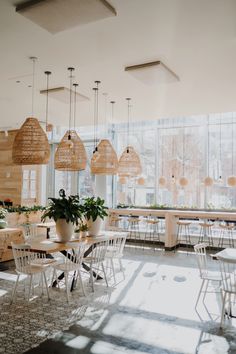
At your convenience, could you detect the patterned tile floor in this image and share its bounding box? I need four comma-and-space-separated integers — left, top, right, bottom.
1, 245, 236, 354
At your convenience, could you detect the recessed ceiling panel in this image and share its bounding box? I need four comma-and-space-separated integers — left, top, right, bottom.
40, 86, 89, 103
15, 0, 117, 34
125, 60, 180, 85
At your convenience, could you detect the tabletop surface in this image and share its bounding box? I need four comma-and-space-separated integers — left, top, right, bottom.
215, 248, 236, 262
15, 231, 127, 254
36, 222, 56, 228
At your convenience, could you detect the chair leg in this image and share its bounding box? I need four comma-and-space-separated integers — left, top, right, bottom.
102, 262, 108, 287
195, 279, 205, 308
111, 258, 116, 283
64, 272, 70, 303
28, 275, 33, 302
220, 291, 227, 328
11, 274, 20, 303
77, 270, 86, 296
90, 263, 94, 292
202, 279, 209, 304
43, 271, 50, 300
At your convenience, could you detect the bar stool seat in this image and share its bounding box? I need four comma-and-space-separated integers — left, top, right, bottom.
198, 222, 214, 246
145, 217, 160, 248
218, 223, 235, 248
175, 220, 192, 251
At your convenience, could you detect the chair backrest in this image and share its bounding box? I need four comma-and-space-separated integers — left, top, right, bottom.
11, 243, 32, 273
194, 243, 208, 278
108, 235, 127, 257
62, 242, 86, 271
219, 257, 236, 294
21, 223, 38, 241
90, 240, 108, 263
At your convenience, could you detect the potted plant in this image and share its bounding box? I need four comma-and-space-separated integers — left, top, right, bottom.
82, 196, 108, 237
75, 222, 89, 239
42, 189, 83, 242
0, 208, 7, 229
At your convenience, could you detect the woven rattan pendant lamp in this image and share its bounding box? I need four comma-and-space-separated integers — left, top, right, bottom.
227, 114, 236, 186
90, 82, 118, 175
204, 116, 213, 187
12, 57, 50, 165
54, 68, 86, 171
118, 98, 142, 177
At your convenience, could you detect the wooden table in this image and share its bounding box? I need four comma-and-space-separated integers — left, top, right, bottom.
215, 248, 236, 262
36, 222, 56, 239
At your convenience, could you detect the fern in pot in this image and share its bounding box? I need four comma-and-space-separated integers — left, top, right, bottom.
42, 189, 83, 242
82, 196, 108, 237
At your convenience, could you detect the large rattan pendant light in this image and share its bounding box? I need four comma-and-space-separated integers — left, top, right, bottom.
227, 114, 236, 186
204, 116, 213, 187
54, 68, 86, 171
90, 81, 118, 175
118, 98, 142, 177
179, 118, 188, 187
12, 57, 50, 165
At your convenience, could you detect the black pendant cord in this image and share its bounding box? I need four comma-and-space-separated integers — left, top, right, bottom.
126, 98, 131, 153
95, 81, 100, 151
93, 87, 98, 153
207, 116, 210, 177
73, 83, 78, 130
172, 123, 175, 180
110, 100, 115, 138
30, 56, 37, 117
68, 67, 75, 140
219, 115, 222, 179
44, 71, 51, 129
182, 118, 185, 176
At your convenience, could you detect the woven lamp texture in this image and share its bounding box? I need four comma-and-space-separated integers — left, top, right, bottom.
179, 176, 188, 187
137, 176, 145, 185
91, 139, 118, 175
12, 117, 50, 165
118, 176, 127, 184
227, 176, 236, 187
204, 176, 213, 187
118, 146, 142, 177
54, 130, 87, 171
159, 176, 166, 187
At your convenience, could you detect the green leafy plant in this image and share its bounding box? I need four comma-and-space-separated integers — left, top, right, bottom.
82, 196, 108, 222
75, 222, 89, 233
42, 189, 83, 225
6, 205, 45, 214
0, 208, 7, 219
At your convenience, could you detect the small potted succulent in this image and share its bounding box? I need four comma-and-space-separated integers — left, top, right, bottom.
42, 189, 83, 242
75, 222, 89, 239
0, 208, 7, 229
82, 196, 108, 237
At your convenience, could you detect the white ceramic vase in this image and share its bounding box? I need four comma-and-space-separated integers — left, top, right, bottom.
87, 217, 103, 237
56, 219, 74, 242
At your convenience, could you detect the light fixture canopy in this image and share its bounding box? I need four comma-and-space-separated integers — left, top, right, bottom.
12, 57, 50, 165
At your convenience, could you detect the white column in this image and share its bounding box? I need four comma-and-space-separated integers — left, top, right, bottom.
95, 175, 107, 231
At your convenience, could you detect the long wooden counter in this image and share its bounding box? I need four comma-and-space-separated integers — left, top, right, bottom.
0, 228, 24, 262
109, 208, 236, 249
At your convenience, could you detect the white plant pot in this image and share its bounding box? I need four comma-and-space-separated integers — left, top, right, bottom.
56, 219, 74, 242
87, 217, 103, 237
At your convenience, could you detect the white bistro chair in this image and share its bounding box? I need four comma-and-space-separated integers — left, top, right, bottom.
11, 243, 53, 302
51, 242, 86, 302
106, 234, 127, 282
194, 243, 222, 308
219, 256, 236, 328
83, 240, 109, 292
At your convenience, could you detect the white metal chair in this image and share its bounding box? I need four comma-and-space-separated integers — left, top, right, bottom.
11, 243, 52, 303
52, 242, 86, 302
194, 243, 222, 308
219, 257, 236, 328
84, 240, 109, 292
106, 234, 127, 282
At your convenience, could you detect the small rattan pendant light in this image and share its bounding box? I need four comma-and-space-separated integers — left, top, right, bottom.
118, 98, 142, 177
90, 82, 118, 175
179, 118, 189, 187
158, 130, 166, 188
12, 57, 50, 165
204, 116, 213, 187
227, 114, 236, 186
54, 68, 87, 171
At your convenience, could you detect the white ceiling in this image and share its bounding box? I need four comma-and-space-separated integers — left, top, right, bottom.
1, 0, 236, 130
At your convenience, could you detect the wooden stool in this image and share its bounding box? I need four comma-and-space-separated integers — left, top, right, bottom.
218, 223, 234, 248
198, 222, 214, 246
127, 217, 141, 243
175, 220, 192, 250
145, 217, 160, 248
